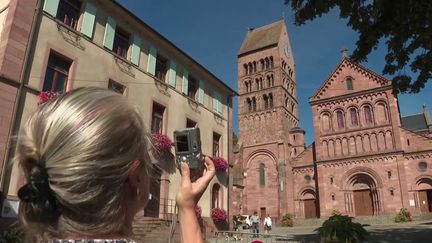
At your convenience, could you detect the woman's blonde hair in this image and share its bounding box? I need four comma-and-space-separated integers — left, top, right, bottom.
14, 87, 152, 239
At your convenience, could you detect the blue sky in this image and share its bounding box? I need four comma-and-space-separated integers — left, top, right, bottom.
118, 0, 431, 145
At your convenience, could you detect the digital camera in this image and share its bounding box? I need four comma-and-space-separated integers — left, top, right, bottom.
173, 127, 203, 170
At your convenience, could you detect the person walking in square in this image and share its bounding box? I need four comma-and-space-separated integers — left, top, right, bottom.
264, 215, 272, 234
250, 211, 260, 238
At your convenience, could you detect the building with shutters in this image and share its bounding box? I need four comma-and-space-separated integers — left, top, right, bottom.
233, 20, 432, 220
0, 0, 236, 226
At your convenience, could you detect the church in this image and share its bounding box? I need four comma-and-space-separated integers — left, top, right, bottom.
232, 20, 432, 220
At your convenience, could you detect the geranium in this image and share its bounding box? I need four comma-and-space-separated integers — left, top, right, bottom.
195, 205, 202, 219
37, 91, 61, 106
213, 156, 228, 171
153, 133, 173, 152
211, 208, 227, 222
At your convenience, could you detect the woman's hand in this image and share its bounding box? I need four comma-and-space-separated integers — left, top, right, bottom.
176, 156, 216, 210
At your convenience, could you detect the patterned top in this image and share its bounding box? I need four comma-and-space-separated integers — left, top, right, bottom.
51, 240, 137, 243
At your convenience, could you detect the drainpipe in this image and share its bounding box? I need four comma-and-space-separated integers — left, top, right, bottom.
1, 0, 42, 194
227, 92, 235, 231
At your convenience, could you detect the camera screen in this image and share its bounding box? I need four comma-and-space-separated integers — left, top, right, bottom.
176, 135, 189, 152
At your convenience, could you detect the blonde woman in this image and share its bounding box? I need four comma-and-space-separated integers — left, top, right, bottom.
15, 87, 215, 243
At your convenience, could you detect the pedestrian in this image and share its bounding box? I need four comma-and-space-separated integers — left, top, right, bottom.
264, 214, 272, 234
15, 87, 215, 243
250, 211, 260, 238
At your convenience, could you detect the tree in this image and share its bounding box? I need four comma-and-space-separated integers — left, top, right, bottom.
232, 132, 238, 146
284, 0, 432, 93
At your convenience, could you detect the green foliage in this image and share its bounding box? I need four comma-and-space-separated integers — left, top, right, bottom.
394, 208, 412, 223
281, 213, 294, 227
331, 209, 341, 216
284, 0, 432, 93
0, 228, 23, 243
232, 132, 239, 146
316, 214, 369, 243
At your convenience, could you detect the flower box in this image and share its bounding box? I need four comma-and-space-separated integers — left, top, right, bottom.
153, 133, 173, 153
211, 208, 227, 222
213, 156, 228, 172
37, 91, 61, 106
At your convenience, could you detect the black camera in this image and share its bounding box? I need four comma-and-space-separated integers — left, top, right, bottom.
173, 127, 204, 170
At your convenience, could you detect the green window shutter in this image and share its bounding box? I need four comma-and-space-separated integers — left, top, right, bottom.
43, 0, 60, 17
198, 80, 205, 104
103, 17, 116, 50
147, 46, 157, 75
182, 69, 189, 95
131, 35, 142, 65
81, 2, 97, 38
168, 61, 177, 87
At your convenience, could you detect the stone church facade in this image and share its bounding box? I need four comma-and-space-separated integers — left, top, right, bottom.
233, 20, 432, 220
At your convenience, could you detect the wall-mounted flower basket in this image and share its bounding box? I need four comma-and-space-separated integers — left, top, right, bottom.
37, 91, 61, 106
213, 156, 228, 172
211, 208, 227, 222
153, 133, 173, 153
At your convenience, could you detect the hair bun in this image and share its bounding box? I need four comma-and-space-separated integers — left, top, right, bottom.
18, 183, 40, 203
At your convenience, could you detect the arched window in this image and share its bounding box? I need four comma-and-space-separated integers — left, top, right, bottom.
336, 110, 345, 129
247, 98, 252, 112
260, 59, 264, 70
263, 95, 268, 109
252, 97, 256, 111
253, 61, 257, 73
269, 93, 273, 108
256, 79, 260, 90
267, 76, 271, 87
269, 56, 274, 68
346, 78, 353, 90
248, 63, 253, 74
321, 113, 331, 131
265, 58, 270, 69
364, 105, 373, 125
271, 75, 274, 86
211, 184, 220, 208
244, 64, 248, 75
245, 82, 249, 93
350, 108, 359, 126
376, 102, 388, 123
259, 163, 265, 187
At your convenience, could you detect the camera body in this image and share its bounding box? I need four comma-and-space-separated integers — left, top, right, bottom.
173, 127, 203, 170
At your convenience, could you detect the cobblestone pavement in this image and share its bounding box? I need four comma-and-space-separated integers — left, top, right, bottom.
206, 220, 432, 243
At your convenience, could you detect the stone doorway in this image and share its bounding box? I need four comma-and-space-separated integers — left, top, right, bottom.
343, 171, 381, 216
418, 190, 432, 213
299, 188, 317, 219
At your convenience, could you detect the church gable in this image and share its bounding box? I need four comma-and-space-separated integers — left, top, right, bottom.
310, 58, 391, 101
292, 144, 315, 167
400, 128, 432, 152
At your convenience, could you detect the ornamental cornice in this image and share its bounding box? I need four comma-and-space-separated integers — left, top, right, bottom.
292, 167, 314, 174
404, 150, 432, 160
315, 91, 388, 110
317, 152, 401, 168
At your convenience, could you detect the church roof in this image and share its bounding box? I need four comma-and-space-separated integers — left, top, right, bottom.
238, 20, 284, 56
401, 114, 428, 132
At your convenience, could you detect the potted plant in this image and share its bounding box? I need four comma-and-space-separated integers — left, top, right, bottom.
213, 156, 228, 172
316, 213, 368, 243
152, 133, 173, 153
280, 213, 294, 227
394, 208, 412, 223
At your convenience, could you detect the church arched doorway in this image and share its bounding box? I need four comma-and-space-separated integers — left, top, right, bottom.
348, 173, 380, 216
300, 188, 317, 218
415, 177, 432, 213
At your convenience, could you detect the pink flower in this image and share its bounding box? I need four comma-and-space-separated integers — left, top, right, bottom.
37, 91, 61, 106
213, 156, 228, 171
195, 205, 202, 219
153, 133, 173, 152
211, 208, 227, 222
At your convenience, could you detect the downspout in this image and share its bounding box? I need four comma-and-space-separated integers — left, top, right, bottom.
1, 0, 42, 193
227, 92, 235, 230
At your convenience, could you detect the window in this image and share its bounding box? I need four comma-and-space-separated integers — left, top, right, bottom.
56, 0, 81, 29
211, 184, 220, 209
108, 79, 126, 95
350, 108, 358, 126
155, 55, 168, 81
259, 163, 265, 187
113, 27, 130, 58
330, 177, 334, 184
252, 97, 256, 112
269, 93, 273, 108
213, 132, 221, 157
151, 103, 165, 134
336, 110, 344, 129
364, 106, 373, 125
263, 95, 268, 109
186, 118, 197, 128
346, 78, 353, 90
387, 171, 392, 179
418, 162, 428, 172
43, 53, 72, 92
188, 75, 199, 100
331, 194, 335, 200
247, 98, 252, 112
